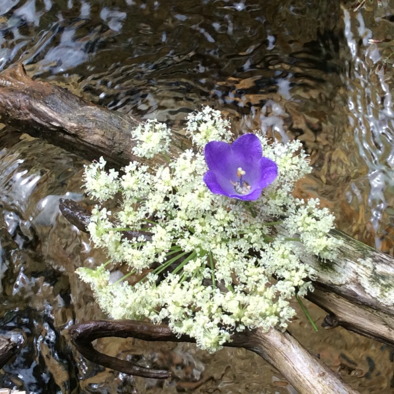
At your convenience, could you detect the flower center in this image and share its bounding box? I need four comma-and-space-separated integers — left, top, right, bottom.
231, 167, 251, 195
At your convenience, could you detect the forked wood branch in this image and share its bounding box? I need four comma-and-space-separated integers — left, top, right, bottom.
0, 336, 20, 369
69, 320, 358, 394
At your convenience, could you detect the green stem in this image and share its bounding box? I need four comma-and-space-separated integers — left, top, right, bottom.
163, 153, 172, 164
110, 227, 153, 232
179, 272, 188, 284
103, 259, 112, 267
172, 251, 197, 275
112, 270, 136, 285
142, 219, 158, 225
285, 237, 301, 242
154, 251, 189, 275
263, 221, 283, 226
296, 295, 318, 332
106, 240, 146, 247
245, 202, 257, 218
209, 252, 216, 288
186, 226, 195, 234
192, 266, 203, 280
166, 247, 183, 257
384, 50, 394, 62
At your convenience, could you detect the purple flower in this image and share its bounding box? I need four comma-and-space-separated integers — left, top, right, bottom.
203, 134, 278, 201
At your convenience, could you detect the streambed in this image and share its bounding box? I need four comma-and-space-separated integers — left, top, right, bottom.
0, 0, 394, 392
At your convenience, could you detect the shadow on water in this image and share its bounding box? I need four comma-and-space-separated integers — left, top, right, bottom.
0, 0, 394, 392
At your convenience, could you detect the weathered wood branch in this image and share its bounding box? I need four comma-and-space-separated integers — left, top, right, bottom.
308, 284, 394, 347
0, 336, 20, 369
69, 320, 358, 394
304, 231, 394, 347
0, 63, 190, 169
306, 230, 394, 317
244, 328, 357, 394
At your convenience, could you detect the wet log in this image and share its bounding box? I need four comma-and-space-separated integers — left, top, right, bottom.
0, 63, 190, 169
306, 230, 394, 318
304, 230, 394, 347
0, 336, 19, 369
69, 320, 358, 394
308, 285, 394, 346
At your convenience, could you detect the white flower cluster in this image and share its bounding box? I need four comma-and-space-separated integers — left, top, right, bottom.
131, 119, 171, 158
78, 107, 341, 352
186, 106, 232, 148
83, 157, 119, 201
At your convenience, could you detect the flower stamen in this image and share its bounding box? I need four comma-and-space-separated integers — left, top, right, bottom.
237, 167, 246, 186
231, 167, 251, 195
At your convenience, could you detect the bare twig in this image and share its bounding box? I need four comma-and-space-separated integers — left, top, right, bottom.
69, 320, 358, 393
0, 336, 20, 369
59, 198, 153, 241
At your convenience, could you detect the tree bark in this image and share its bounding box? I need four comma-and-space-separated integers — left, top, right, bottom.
307, 285, 394, 346
2, 62, 392, 393
304, 230, 394, 347
0, 336, 19, 369
0, 63, 190, 169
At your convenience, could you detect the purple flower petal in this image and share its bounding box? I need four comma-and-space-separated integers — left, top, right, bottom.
203, 133, 278, 200
204, 171, 232, 196
258, 157, 278, 189
232, 134, 262, 164
204, 141, 234, 180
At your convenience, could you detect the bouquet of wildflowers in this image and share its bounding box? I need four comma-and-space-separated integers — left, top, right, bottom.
79, 107, 340, 352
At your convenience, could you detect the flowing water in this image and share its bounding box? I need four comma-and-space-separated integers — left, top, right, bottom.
0, 0, 394, 392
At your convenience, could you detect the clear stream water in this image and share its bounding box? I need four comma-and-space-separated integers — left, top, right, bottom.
0, 0, 394, 392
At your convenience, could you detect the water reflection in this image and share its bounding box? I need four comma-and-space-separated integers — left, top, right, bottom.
1, 0, 394, 392
1, 0, 343, 120
335, 6, 394, 252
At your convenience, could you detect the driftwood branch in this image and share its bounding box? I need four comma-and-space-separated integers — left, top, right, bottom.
69, 321, 176, 379
304, 230, 394, 347
308, 285, 394, 346
307, 230, 394, 317
0, 336, 20, 369
1, 62, 391, 393
69, 320, 358, 394
0, 63, 190, 169
59, 199, 153, 241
